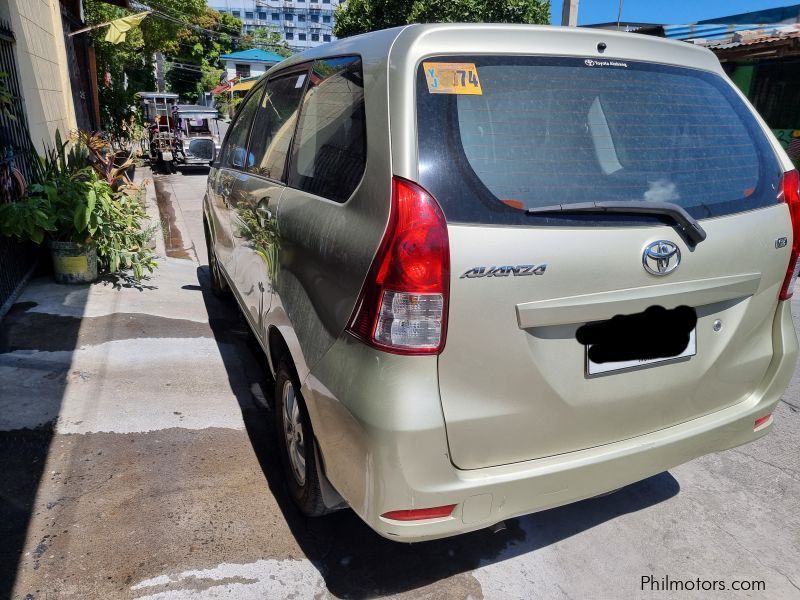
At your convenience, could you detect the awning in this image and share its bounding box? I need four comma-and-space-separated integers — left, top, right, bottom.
177, 111, 219, 120
210, 82, 231, 95
230, 79, 256, 93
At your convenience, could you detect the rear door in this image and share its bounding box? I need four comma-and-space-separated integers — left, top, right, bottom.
228, 67, 309, 337
415, 56, 791, 469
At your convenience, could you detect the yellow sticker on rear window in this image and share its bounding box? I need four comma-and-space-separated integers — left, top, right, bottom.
423, 62, 483, 95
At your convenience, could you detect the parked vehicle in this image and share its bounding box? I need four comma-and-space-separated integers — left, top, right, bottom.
203, 24, 799, 542
173, 105, 222, 169
135, 91, 179, 173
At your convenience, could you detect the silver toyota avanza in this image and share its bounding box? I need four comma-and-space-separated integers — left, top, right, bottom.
203, 24, 799, 541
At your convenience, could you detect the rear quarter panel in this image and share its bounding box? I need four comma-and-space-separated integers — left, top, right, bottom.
268, 31, 400, 379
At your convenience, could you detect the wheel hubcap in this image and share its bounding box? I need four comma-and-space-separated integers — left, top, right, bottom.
282, 380, 306, 486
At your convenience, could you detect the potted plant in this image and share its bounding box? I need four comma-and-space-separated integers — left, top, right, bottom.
0, 130, 157, 283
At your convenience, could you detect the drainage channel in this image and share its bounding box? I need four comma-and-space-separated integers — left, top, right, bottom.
153, 177, 194, 261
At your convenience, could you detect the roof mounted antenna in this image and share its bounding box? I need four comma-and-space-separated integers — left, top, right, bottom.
617, 0, 624, 31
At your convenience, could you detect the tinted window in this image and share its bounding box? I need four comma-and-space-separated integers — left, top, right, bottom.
220, 85, 264, 170
417, 56, 782, 226
246, 71, 307, 180
288, 56, 366, 203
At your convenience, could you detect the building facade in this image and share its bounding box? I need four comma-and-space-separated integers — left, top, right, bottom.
209, 0, 341, 52
220, 48, 286, 81
0, 0, 80, 155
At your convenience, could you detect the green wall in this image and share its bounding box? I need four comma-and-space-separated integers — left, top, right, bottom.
731, 63, 756, 97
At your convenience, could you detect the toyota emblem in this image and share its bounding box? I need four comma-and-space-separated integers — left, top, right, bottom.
643, 240, 680, 276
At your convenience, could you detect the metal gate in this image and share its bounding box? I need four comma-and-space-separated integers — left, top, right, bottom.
0, 18, 40, 319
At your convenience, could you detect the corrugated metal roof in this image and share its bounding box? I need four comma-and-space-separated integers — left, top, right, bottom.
702, 26, 800, 50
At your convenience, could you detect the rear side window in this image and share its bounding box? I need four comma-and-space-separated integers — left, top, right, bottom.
220, 84, 264, 170
246, 70, 308, 180
288, 56, 366, 203
416, 56, 783, 226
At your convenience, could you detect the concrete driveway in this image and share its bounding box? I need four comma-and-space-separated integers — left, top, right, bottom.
1, 167, 799, 599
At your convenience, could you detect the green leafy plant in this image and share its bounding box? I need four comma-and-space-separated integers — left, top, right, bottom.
0, 72, 16, 121
0, 130, 158, 280
92, 184, 158, 279
0, 193, 53, 243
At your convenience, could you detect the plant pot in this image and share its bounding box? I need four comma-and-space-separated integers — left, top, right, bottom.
49, 241, 98, 284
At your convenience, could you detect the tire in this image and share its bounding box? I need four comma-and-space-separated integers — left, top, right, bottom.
274, 359, 327, 517
204, 220, 229, 298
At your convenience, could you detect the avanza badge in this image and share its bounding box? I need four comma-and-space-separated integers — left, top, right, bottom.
460, 264, 547, 278
423, 62, 483, 95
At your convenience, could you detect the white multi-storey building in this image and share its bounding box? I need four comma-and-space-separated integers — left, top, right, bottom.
209, 0, 341, 52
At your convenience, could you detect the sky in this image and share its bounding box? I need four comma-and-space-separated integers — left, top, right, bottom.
550, 0, 799, 25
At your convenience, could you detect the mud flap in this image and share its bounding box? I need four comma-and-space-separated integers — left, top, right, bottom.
314, 441, 347, 511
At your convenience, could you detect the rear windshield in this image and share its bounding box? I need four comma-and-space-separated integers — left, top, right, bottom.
416, 56, 782, 226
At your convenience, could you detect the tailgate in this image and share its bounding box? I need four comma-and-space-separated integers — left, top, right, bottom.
439, 208, 790, 469
411, 52, 793, 469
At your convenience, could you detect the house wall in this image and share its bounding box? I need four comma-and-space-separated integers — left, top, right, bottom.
0, 0, 77, 152
224, 60, 271, 81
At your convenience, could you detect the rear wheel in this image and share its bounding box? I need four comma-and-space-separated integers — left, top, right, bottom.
274, 359, 327, 517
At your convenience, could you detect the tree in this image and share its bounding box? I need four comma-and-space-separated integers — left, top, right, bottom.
239, 27, 293, 57
164, 8, 242, 102
333, 0, 550, 38
165, 13, 291, 103
84, 0, 207, 132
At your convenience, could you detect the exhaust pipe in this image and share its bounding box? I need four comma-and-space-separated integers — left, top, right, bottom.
490, 521, 507, 534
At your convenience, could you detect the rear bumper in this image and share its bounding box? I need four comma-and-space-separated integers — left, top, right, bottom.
303, 301, 797, 542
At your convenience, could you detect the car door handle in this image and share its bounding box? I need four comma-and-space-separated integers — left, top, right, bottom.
256, 198, 272, 227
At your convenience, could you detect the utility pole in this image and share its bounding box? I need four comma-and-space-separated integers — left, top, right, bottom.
561, 0, 579, 27
155, 52, 165, 93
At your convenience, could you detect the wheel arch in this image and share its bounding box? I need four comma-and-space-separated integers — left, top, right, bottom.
269, 323, 346, 511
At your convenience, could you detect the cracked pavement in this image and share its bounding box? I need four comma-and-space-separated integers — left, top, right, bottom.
1, 167, 799, 599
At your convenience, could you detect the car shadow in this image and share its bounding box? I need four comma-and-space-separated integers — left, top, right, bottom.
195, 265, 680, 598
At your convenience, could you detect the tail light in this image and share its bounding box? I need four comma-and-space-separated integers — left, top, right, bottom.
779, 169, 800, 300
381, 505, 456, 521
347, 177, 449, 354
754, 414, 772, 430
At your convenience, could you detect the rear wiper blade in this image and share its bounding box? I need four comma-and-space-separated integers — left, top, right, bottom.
525, 201, 707, 246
